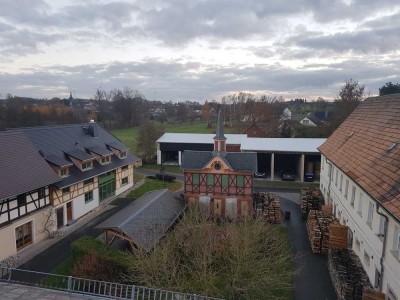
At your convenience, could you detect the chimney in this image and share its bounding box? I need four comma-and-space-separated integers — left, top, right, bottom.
88, 120, 98, 137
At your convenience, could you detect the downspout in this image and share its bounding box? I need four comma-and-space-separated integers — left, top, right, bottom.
375, 203, 389, 291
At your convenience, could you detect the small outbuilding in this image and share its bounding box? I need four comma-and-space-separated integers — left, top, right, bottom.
95, 189, 186, 252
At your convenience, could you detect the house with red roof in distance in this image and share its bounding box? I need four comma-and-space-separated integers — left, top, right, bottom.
319, 94, 400, 299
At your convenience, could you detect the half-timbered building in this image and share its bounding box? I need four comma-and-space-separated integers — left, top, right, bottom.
0, 132, 60, 261
9, 121, 141, 230
181, 111, 257, 218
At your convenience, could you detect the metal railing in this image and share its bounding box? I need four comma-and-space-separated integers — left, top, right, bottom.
0, 266, 223, 300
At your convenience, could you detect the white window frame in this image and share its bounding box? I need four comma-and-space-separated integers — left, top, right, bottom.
344, 179, 349, 198
367, 202, 374, 228
350, 186, 356, 207
357, 192, 363, 217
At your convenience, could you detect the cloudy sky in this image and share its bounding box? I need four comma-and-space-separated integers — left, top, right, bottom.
0, 0, 399, 102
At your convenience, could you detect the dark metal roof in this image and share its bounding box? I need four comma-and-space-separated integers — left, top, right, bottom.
107, 141, 128, 151
213, 109, 226, 140
0, 132, 61, 201
8, 123, 141, 189
95, 189, 186, 252
181, 150, 257, 172
86, 145, 113, 156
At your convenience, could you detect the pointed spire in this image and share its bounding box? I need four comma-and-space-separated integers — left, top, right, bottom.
214, 109, 226, 140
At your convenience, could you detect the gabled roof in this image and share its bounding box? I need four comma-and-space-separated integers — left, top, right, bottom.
319, 94, 400, 220
0, 132, 60, 201
86, 145, 114, 156
8, 123, 141, 188
157, 133, 247, 145
181, 150, 257, 172
95, 189, 186, 252
241, 137, 325, 153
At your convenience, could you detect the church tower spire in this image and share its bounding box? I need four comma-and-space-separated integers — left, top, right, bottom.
213, 109, 226, 152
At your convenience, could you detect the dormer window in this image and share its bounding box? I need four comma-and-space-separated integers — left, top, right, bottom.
82, 161, 93, 171
101, 155, 111, 165
60, 167, 69, 177
119, 151, 127, 159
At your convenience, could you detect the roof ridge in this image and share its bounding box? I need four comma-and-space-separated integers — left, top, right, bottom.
6, 123, 90, 131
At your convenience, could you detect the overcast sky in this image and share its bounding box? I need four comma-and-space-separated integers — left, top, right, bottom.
0, 0, 399, 102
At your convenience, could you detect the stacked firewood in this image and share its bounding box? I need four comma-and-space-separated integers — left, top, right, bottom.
306, 210, 339, 254
254, 192, 281, 224
328, 249, 372, 300
300, 188, 323, 219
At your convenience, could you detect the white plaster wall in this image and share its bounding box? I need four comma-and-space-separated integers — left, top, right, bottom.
116, 181, 133, 195
320, 155, 400, 298
72, 188, 100, 220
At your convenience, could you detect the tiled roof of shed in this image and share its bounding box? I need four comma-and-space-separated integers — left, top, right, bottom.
95, 189, 186, 252
0, 132, 60, 201
319, 94, 400, 220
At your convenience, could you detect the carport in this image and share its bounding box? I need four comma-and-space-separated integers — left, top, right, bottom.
241, 137, 326, 182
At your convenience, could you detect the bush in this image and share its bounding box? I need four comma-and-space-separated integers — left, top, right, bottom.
71, 236, 129, 282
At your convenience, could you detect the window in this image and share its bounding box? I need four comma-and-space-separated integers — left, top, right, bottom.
60, 167, 69, 177
357, 192, 363, 217
206, 174, 214, 186
393, 226, 400, 252
344, 179, 349, 198
15, 221, 33, 250
122, 177, 128, 186
236, 176, 244, 187
367, 202, 374, 227
121, 165, 128, 171
221, 175, 229, 188
335, 169, 338, 186
84, 178, 94, 185
378, 216, 387, 237
62, 187, 70, 195
101, 156, 111, 164
120, 150, 127, 158
364, 250, 370, 267
355, 238, 361, 251
38, 187, 45, 199
17, 194, 26, 206
84, 191, 93, 203
192, 174, 200, 185
82, 161, 93, 170
331, 166, 334, 182
350, 186, 356, 207
339, 174, 343, 191
374, 269, 381, 289
321, 159, 324, 170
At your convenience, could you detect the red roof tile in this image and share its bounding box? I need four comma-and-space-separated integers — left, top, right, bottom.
319, 94, 400, 220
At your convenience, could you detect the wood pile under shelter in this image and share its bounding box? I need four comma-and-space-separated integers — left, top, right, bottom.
328, 249, 372, 300
254, 192, 281, 224
306, 210, 339, 254
300, 188, 323, 219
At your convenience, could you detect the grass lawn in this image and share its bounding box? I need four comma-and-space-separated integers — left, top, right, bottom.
140, 163, 182, 174
127, 179, 182, 199
43, 256, 73, 288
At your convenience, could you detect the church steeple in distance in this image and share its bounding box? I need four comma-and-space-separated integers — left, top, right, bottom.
213, 109, 227, 152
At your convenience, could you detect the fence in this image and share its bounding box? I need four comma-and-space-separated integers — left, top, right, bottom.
0, 266, 223, 300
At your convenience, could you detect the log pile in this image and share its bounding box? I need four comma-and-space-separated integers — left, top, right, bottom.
328, 249, 372, 300
254, 192, 281, 224
300, 188, 322, 219
306, 210, 339, 254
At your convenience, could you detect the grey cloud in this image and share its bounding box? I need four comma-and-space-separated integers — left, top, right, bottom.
1, 58, 398, 100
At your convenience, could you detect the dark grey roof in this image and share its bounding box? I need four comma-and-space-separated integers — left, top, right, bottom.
0, 132, 61, 201
86, 145, 113, 156
181, 150, 257, 172
65, 149, 95, 161
213, 109, 226, 140
8, 123, 141, 189
95, 189, 186, 252
107, 141, 128, 151
45, 154, 73, 167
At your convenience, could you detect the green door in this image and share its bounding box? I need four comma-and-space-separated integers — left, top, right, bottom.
98, 171, 116, 203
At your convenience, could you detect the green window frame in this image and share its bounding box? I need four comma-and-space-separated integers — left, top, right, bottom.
236, 175, 244, 187
192, 174, 200, 185
122, 177, 129, 186
82, 161, 93, 170
222, 175, 229, 187
207, 174, 214, 186
62, 187, 70, 195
